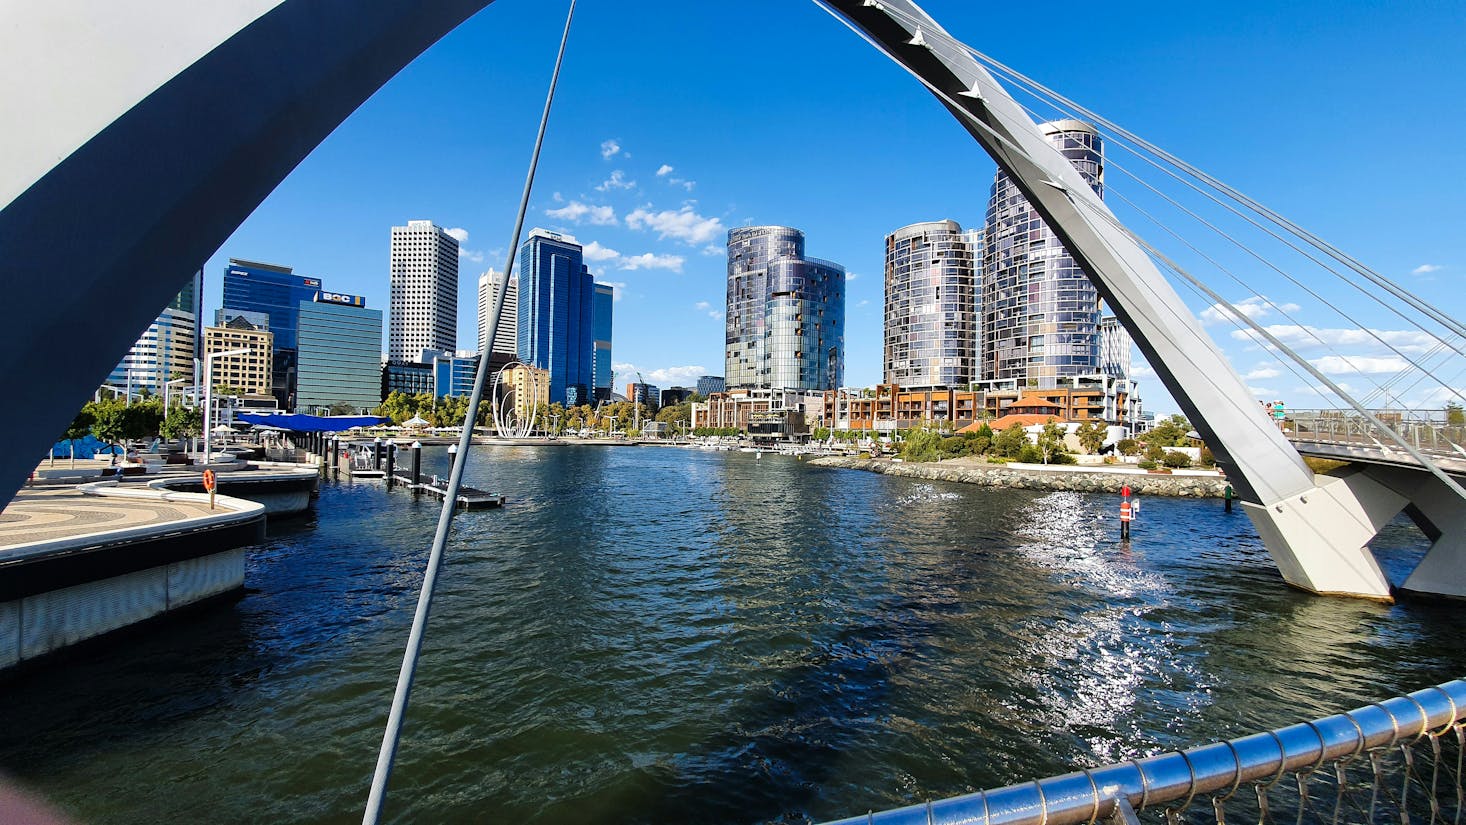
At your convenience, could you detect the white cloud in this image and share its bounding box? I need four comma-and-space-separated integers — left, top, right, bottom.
544, 200, 617, 226
1131, 363, 1157, 379
582, 240, 620, 261
625, 205, 726, 245
1243, 365, 1281, 380
595, 170, 635, 192
1312, 355, 1410, 375
615, 363, 708, 386
618, 252, 685, 272
1199, 295, 1301, 326
857, 299, 870, 308
444, 228, 484, 263
656, 164, 674, 177
600, 139, 621, 160
845, 272, 860, 281
551, 191, 564, 203
1413, 264, 1443, 275
701, 245, 724, 257
694, 301, 711, 311
1230, 325, 1441, 356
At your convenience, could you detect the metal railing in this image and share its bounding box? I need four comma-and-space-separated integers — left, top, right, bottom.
824, 679, 1466, 824
1286, 409, 1466, 460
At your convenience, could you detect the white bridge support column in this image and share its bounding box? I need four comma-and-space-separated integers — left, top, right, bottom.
1351, 465, 1466, 598
826, 0, 1396, 597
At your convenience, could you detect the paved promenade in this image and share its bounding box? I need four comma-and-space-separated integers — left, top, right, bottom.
807, 456, 1228, 497
0, 487, 219, 549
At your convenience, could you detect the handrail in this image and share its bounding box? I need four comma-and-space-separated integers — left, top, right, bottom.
822, 679, 1466, 824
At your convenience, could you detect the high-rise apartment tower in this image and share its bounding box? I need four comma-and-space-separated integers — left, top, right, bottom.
982, 119, 1104, 387
883, 220, 981, 389
477, 268, 517, 359
725, 226, 844, 392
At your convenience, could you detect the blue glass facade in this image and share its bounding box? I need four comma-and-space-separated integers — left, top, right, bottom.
222, 259, 321, 409
593, 282, 613, 401
518, 230, 595, 405
295, 297, 383, 414
433, 352, 478, 399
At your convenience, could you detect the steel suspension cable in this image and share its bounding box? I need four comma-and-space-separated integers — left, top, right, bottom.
890, 11, 1466, 348
821, 0, 1466, 494
361, 1, 578, 821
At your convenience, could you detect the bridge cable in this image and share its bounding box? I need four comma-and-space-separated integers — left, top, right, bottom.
809, 0, 1317, 487
868, 3, 1466, 348
988, 77, 1466, 416
817, 0, 1466, 502
361, 1, 578, 822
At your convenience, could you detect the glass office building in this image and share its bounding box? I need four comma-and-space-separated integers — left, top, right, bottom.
518, 228, 595, 406
982, 119, 1104, 387
432, 351, 479, 399
883, 220, 981, 389
592, 281, 614, 402
725, 226, 844, 392
295, 293, 383, 414
222, 258, 321, 409
107, 271, 202, 396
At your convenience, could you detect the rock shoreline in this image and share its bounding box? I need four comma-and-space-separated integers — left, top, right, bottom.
806, 456, 1226, 498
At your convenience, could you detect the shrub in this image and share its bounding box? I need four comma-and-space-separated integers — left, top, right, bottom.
1116, 438, 1139, 456
1162, 450, 1192, 468
939, 435, 968, 458
1144, 442, 1167, 462
1016, 444, 1043, 463
1137, 459, 1158, 470
900, 428, 942, 462
1198, 445, 1215, 467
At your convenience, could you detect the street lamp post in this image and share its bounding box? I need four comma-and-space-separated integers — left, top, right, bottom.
203, 348, 249, 465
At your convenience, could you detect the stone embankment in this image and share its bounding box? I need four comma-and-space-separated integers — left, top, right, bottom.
806, 457, 1226, 498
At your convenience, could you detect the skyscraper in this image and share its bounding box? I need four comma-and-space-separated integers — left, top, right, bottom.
107, 270, 203, 397
725, 226, 844, 391
1100, 315, 1133, 378
982, 119, 1104, 387
222, 258, 320, 409
593, 282, 614, 402
477, 268, 517, 359
389, 220, 458, 364
518, 228, 595, 406
883, 220, 981, 389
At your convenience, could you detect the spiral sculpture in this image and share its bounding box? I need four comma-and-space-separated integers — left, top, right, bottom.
490, 362, 540, 439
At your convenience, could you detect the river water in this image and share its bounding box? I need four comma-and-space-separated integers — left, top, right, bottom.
1, 446, 1460, 823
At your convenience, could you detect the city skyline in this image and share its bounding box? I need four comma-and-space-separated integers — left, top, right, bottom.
190, 1, 1464, 414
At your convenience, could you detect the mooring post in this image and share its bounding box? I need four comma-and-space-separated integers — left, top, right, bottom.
385, 439, 396, 487
411, 441, 422, 487
373, 437, 382, 471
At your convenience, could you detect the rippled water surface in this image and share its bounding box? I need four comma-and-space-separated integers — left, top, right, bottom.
2, 446, 1461, 823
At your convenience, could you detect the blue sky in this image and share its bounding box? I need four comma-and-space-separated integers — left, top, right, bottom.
201, 0, 1465, 414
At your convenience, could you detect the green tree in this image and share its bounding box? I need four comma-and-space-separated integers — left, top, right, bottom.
1162, 450, 1193, 468
1076, 420, 1106, 454
1144, 441, 1167, 463
1116, 437, 1140, 456
90, 399, 129, 454
1447, 402, 1465, 428
992, 422, 1029, 458
900, 428, 941, 462
1145, 414, 1192, 447
1037, 419, 1068, 464
375, 391, 420, 425
1198, 445, 1216, 467
939, 435, 968, 458
160, 405, 202, 444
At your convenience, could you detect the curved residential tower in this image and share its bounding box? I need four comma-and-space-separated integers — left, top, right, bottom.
725, 226, 844, 391
883, 220, 980, 389
982, 119, 1104, 386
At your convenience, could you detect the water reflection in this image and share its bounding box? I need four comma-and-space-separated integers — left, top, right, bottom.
0, 450, 1454, 825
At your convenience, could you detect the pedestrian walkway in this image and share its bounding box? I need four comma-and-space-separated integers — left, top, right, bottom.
0, 488, 217, 550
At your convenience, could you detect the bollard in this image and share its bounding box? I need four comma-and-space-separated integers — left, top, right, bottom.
411, 441, 422, 487
1224, 482, 1235, 513
373, 437, 382, 470
385, 440, 396, 487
